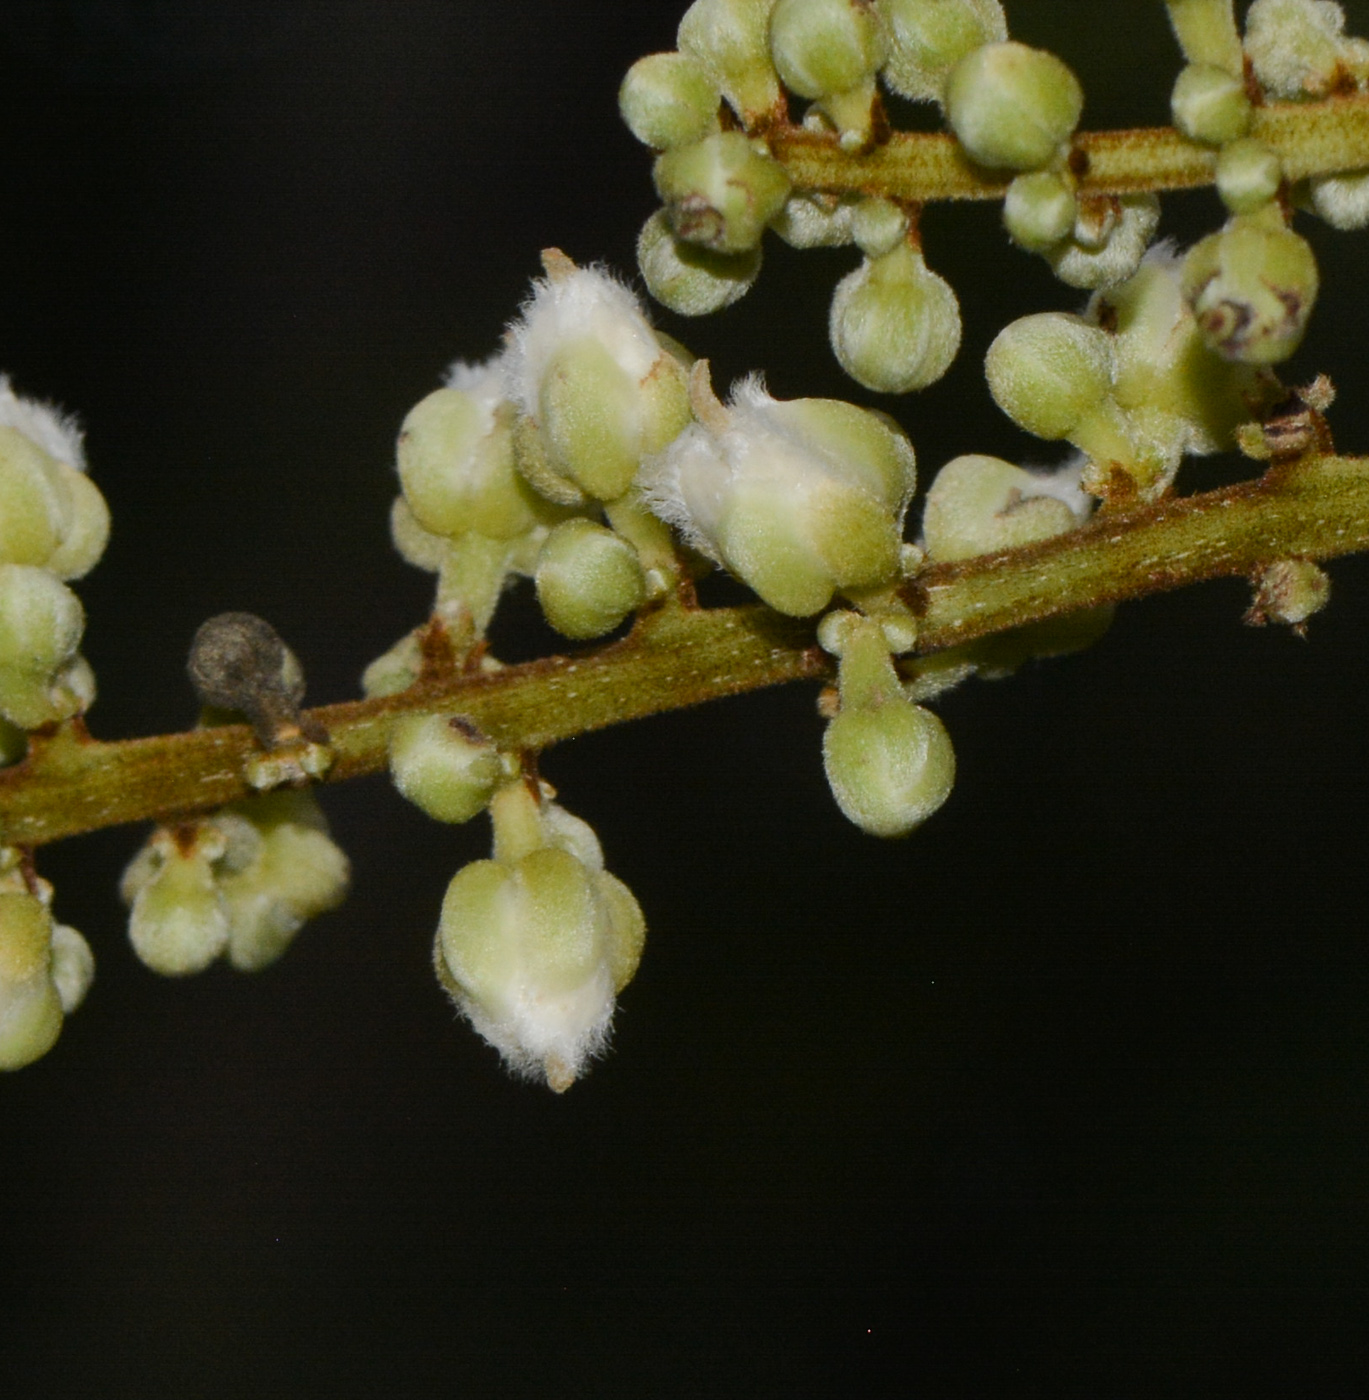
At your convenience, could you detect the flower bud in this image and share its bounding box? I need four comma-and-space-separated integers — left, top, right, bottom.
1216, 138, 1283, 214
767, 0, 885, 100
123, 828, 232, 977
643, 369, 916, 615
50, 922, 95, 1015
875, 0, 1006, 103
677, 0, 785, 128
0, 892, 65, 1069
619, 51, 721, 150
768, 192, 857, 248
42, 464, 110, 582
1170, 63, 1252, 144
1247, 558, 1330, 626
0, 428, 72, 569
1002, 170, 1078, 252
1181, 207, 1320, 363
534, 518, 647, 640
637, 209, 763, 316
389, 714, 506, 823
654, 132, 792, 254
985, 313, 1116, 440
850, 198, 908, 258
1165, 0, 1244, 74
944, 41, 1083, 171
1045, 193, 1160, 291
506, 255, 693, 505
1307, 168, 1369, 229
1244, 0, 1369, 100
921, 454, 1084, 562
828, 242, 962, 392
397, 364, 546, 541
0, 564, 89, 730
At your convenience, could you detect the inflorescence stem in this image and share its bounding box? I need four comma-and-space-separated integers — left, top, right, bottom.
5, 451, 1369, 850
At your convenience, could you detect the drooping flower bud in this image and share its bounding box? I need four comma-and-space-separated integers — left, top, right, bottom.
122, 824, 232, 976
677, 0, 785, 129
1307, 168, 1369, 229
637, 208, 763, 315
435, 782, 645, 1091
534, 518, 647, 640
921, 454, 1087, 562
643, 367, 916, 615
828, 241, 962, 392
1216, 138, 1284, 214
944, 41, 1083, 171
1181, 206, 1320, 363
505, 253, 693, 506
1244, 0, 1369, 100
819, 613, 955, 837
0, 563, 93, 730
875, 0, 1006, 103
389, 714, 507, 824
619, 51, 722, 150
654, 132, 793, 254
1170, 63, 1252, 144
1002, 170, 1078, 253
1045, 194, 1161, 291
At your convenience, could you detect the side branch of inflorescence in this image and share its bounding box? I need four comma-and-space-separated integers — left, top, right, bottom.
5, 452, 1369, 849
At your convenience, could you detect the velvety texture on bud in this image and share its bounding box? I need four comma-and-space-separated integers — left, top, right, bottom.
828, 242, 962, 393
1245, 0, 1369, 99
0, 564, 91, 730
643, 370, 916, 616
389, 714, 505, 824
1002, 171, 1078, 253
1308, 168, 1369, 228
768, 192, 857, 249
875, 0, 1006, 103
1216, 139, 1283, 214
1247, 558, 1331, 626
534, 519, 647, 639
985, 314, 1116, 441
620, 51, 721, 150
768, 0, 885, 100
1170, 63, 1252, 144
1045, 194, 1161, 291
0, 892, 65, 1070
637, 208, 762, 315
921, 454, 1085, 562
1181, 207, 1320, 363
123, 829, 232, 977
677, 0, 785, 128
1165, 0, 1244, 74
654, 132, 792, 254
944, 42, 1083, 171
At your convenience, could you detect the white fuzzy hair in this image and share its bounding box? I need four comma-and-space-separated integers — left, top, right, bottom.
0, 376, 86, 471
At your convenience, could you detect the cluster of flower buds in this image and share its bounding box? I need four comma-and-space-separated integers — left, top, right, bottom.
120, 791, 350, 976
434, 778, 645, 1092
0, 379, 108, 748
986, 247, 1281, 501
0, 849, 94, 1070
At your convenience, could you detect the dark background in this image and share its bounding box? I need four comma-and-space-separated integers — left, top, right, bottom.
4, 2, 1369, 1395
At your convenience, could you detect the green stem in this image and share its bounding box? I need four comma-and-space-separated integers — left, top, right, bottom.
5, 453, 1369, 850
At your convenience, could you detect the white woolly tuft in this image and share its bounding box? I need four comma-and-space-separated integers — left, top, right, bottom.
1019, 453, 1094, 521
503, 264, 665, 418
442, 352, 509, 414
0, 376, 86, 471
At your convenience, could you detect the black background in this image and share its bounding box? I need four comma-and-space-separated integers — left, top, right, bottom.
4, 2, 1369, 1395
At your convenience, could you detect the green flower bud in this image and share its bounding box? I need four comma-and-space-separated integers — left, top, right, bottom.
1245, 0, 1369, 100
921, 454, 1084, 562
0, 892, 65, 1070
850, 198, 908, 258
124, 829, 231, 976
767, 0, 885, 100
508, 255, 693, 505
0, 428, 72, 569
829, 241, 962, 393
389, 714, 505, 823
0, 565, 90, 729
435, 785, 645, 1091
768, 192, 857, 248
1307, 168, 1369, 229
397, 368, 545, 542
1002, 170, 1078, 253
389, 495, 452, 572
534, 518, 647, 640
361, 628, 425, 699
638, 209, 763, 316
1045, 193, 1161, 291
654, 131, 792, 254
1216, 138, 1284, 215
1247, 557, 1330, 626
644, 369, 915, 615
49, 922, 94, 1015
1165, 0, 1244, 75
619, 52, 721, 150
1181, 207, 1320, 363
875, 0, 1006, 103
1170, 63, 1252, 145
43, 464, 110, 582
984, 313, 1116, 440
677, 0, 785, 128
944, 41, 1083, 172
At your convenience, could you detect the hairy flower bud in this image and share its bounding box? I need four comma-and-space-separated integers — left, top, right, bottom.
1307, 168, 1369, 229
619, 51, 722, 150
0, 892, 65, 1070
534, 518, 647, 639
1247, 557, 1331, 626
1245, 0, 1369, 100
677, 0, 785, 128
828, 242, 962, 393
768, 0, 885, 100
1216, 138, 1283, 214
654, 132, 792, 254
1002, 170, 1078, 253
944, 42, 1083, 171
637, 208, 762, 315
875, 0, 1006, 103
644, 368, 916, 615
1045, 194, 1161, 291
389, 714, 506, 824
1170, 63, 1252, 144
985, 313, 1116, 441
123, 828, 232, 977
0, 564, 91, 730
1181, 207, 1320, 363
1165, 0, 1244, 74
921, 454, 1085, 562
769, 192, 858, 248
